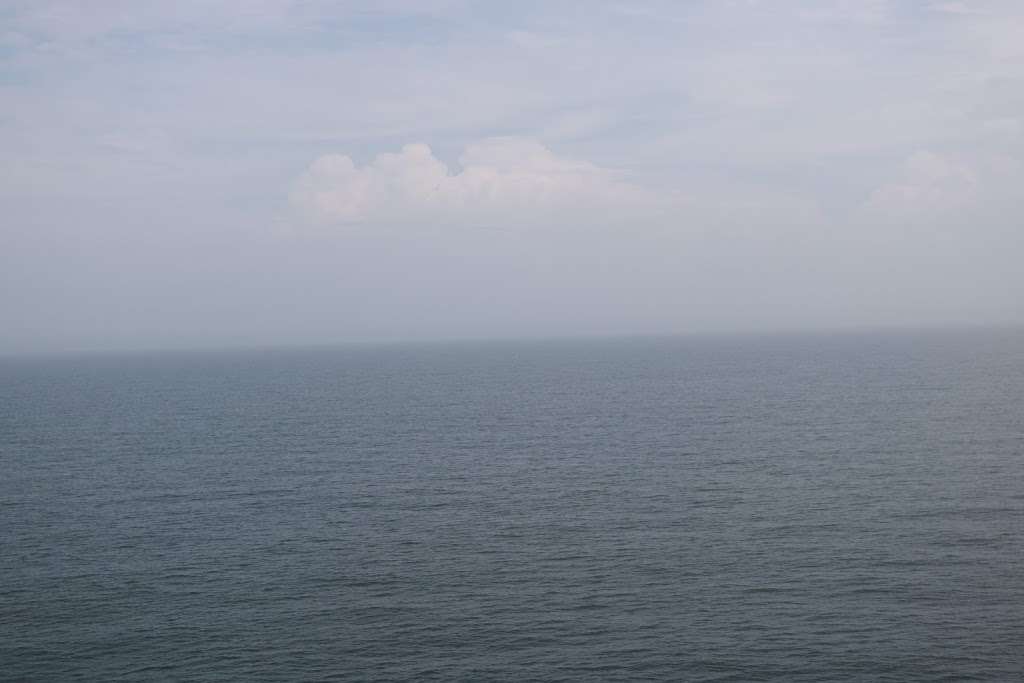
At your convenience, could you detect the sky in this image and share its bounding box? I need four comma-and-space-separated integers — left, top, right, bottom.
2, 0, 1023, 353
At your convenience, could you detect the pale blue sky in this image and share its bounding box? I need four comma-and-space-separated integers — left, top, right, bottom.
2, 1, 1022, 352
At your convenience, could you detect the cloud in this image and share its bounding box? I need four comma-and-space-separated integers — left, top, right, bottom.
289, 138, 664, 229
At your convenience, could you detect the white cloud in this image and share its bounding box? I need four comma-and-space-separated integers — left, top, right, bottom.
290, 138, 664, 229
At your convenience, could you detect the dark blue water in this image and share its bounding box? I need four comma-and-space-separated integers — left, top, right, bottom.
3, 329, 1024, 681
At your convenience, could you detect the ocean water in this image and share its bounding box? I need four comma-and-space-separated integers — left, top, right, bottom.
2, 328, 1023, 681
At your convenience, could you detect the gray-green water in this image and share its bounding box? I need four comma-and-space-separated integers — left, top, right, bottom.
3, 329, 1023, 680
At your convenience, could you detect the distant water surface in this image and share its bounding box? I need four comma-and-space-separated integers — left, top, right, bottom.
2, 329, 1023, 681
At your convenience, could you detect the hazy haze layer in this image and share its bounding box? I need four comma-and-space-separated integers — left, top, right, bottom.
2, 1, 1023, 352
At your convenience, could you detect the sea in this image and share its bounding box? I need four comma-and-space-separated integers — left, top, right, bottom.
2, 328, 1023, 681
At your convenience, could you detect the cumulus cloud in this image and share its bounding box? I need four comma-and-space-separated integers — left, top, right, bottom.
289, 138, 664, 229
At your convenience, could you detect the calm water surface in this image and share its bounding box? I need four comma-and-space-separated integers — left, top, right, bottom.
2, 329, 1023, 680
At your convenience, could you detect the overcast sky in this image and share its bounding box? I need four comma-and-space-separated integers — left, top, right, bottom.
2, 0, 1022, 352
